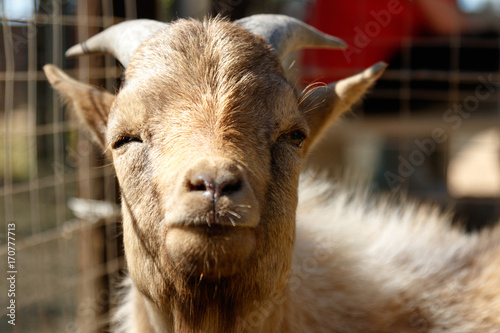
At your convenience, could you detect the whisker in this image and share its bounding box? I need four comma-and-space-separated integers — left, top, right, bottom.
234, 204, 251, 208
206, 211, 212, 227
227, 211, 241, 219
303, 99, 327, 115
298, 81, 328, 107
233, 204, 251, 212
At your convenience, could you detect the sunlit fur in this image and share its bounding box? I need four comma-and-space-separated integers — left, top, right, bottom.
44, 17, 500, 333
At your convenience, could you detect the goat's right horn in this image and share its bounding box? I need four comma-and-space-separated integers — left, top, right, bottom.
236, 14, 346, 60
65, 19, 168, 68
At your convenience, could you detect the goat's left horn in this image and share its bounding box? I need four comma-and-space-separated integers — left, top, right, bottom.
65, 19, 168, 68
236, 14, 346, 59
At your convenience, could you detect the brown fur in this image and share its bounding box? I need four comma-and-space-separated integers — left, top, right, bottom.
44, 17, 500, 332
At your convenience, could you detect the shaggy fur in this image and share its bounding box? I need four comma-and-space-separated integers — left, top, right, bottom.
44, 16, 500, 332
294, 176, 500, 332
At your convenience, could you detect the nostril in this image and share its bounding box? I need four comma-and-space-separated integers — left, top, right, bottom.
185, 162, 245, 200
187, 173, 243, 199
188, 175, 212, 193
190, 182, 208, 192
220, 178, 242, 196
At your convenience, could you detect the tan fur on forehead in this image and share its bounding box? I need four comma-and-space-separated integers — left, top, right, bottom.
125, 17, 291, 114
127, 17, 285, 85
110, 17, 301, 149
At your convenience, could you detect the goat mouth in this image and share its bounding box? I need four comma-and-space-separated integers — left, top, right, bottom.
185, 223, 240, 234
165, 225, 256, 278
169, 219, 257, 229
165, 205, 260, 229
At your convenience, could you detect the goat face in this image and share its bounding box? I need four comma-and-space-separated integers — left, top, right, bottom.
111, 20, 303, 296
44, 15, 385, 309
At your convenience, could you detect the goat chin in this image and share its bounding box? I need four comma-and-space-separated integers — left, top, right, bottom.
165, 226, 256, 279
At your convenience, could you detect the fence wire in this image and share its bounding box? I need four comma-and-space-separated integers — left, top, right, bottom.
0, 1, 139, 332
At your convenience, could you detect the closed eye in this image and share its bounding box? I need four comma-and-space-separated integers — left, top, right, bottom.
280, 129, 307, 148
112, 136, 143, 149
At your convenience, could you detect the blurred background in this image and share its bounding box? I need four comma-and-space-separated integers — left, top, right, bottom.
0, 0, 499, 332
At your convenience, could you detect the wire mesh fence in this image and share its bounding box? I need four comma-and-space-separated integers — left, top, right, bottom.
0, 1, 141, 331
0, 1, 499, 332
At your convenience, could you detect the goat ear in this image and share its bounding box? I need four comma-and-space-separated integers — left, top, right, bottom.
43, 64, 114, 148
301, 62, 387, 154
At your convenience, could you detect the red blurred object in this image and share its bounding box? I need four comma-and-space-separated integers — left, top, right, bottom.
302, 0, 453, 82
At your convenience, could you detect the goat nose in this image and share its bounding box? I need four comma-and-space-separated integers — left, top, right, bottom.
187, 168, 243, 200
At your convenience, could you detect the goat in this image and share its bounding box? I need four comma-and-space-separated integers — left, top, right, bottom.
44, 15, 500, 332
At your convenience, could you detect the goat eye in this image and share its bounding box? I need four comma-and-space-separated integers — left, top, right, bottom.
285, 130, 306, 148
112, 136, 142, 149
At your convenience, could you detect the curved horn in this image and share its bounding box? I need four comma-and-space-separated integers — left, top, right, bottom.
236, 14, 346, 59
65, 19, 168, 67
